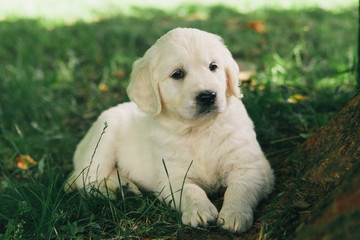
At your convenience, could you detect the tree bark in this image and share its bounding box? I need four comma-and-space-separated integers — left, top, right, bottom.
288, 91, 360, 239
291, 91, 360, 189
294, 161, 360, 239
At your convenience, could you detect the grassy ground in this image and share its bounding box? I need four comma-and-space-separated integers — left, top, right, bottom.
0, 2, 358, 239
1, 0, 356, 22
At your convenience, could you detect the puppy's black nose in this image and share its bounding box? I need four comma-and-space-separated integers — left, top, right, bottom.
196, 91, 217, 106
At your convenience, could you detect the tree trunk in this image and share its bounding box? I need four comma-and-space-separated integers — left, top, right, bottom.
284, 91, 360, 239
292, 91, 360, 189
294, 161, 360, 239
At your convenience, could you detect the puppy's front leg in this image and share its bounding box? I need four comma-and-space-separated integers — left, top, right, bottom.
218, 165, 274, 232
160, 182, 218, 227
180, 183, 219, 227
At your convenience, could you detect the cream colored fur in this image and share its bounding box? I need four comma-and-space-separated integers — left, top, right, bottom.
65, 28, 274, 233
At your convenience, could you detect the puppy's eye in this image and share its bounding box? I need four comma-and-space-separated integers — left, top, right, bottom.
171, 69, 185, 80
209, 63, 218, 72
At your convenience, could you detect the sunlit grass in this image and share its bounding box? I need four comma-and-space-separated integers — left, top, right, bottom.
0, 0, 357, 24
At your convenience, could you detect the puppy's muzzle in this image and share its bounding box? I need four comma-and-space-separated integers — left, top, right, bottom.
196, 91, 217, 107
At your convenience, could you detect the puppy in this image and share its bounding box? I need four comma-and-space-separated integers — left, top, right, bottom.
65, 28, 274, 233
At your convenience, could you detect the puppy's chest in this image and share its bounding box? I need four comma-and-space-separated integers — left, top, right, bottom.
150, 126, 232, 188
162, 132, 226, 189
159, 140, 223, 190
188, 140, 225, 189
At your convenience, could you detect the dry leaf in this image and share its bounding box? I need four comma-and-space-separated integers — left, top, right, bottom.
287, 98, 297, 104
17, 155, 37, 170
287, 94, 309, 103
247, 20, 266, 33
293, 94, 309, 100
258, 83, 266, 90
98, 83, 109, 93
112, 69, 126, 79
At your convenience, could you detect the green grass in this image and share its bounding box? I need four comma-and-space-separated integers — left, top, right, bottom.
0, 161, 180, 239
0, 2, 358, 239
0, 0, 356, 24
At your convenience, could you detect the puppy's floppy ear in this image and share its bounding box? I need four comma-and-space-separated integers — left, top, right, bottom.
127, 57, 161, 115
223, 48, 243, 99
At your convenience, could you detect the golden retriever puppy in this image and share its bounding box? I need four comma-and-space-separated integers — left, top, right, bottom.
65, 28, 274, 233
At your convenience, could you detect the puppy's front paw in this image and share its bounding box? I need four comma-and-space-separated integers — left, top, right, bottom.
182, 199, 218, 227
218, 207, 253, 233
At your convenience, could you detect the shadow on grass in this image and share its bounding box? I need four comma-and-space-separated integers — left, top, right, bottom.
0, 4, 357, 239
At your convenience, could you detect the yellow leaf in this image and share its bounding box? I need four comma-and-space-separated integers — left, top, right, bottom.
98, 83, 109, 92
258, 83, 266, 90
112, 69, 126, 79
293, 94, 308, 100
17, 155, 37, 170
287, 94, 308, 103
287, 98, 298, 104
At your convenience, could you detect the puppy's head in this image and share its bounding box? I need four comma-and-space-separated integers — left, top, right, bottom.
127, 28, 241, 119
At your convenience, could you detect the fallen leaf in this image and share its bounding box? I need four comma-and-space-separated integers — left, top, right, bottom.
258, 83, 266, 90
293, 94, 309, 100
112, 69, 126, 79
287, 94, 309, 103
17, 155, 37, 170
246, 20, 266, 33
98, 83, 109, 93
287, 98, 298, 104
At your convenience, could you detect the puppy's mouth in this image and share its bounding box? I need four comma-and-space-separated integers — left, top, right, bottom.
196, 105, 219, 117
194, 90, 219, 118
177, 91, 224, 120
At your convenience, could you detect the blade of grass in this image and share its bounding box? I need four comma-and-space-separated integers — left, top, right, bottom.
116, 170, 127, 213
84, 121, 108, 187
178, 160, 193, 226
162, 159, 193, 226
161, 159, 179, 222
